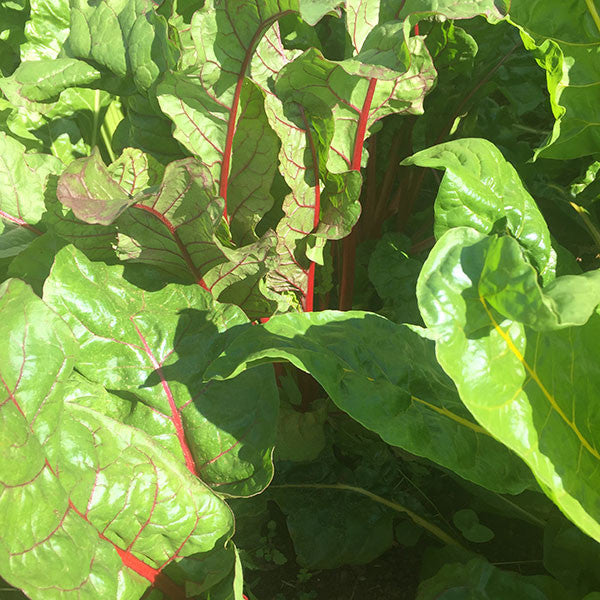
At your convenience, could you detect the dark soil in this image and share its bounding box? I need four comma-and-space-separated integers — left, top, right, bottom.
245, 543, 422, 600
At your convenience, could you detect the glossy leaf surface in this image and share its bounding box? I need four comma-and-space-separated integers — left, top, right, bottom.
417, 227, 600, 542
0, 278, 236, 598
43, 245, 278, 496
403, 138, 556, 282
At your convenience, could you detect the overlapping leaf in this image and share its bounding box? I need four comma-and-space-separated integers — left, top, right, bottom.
417, 226, 600, 542
21, 0, 70, 61
417, 557, 572, 600
0, 278, 237, 599
53, 150, 281, 318
64, 0, 174, 94
508, 0, 600, 159
43, 245, 279, 496
157, 0, 299, 225
206, 310, 533, 494
273, 487, 394, 569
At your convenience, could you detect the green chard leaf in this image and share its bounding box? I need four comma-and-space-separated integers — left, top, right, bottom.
273, 486, 394, 569
403, 138, 556, 283
0, 278, 237, 598
417, 556, 573, 600
43, 245, 279, 496
53, 149, 280, 319
0, 133, 62, 258
21, 0, 70, 61
64, 0, 174, 94
206, 310, 533, 494
156, 0, 299, 234
417, 226, 600, 543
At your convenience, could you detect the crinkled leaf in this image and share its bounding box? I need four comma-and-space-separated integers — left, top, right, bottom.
0, 132, 62, 224
206, 310, 533, 494
64, 0, 173, 94
21, 0, 70, 60
403, 138, 556, 282
43, 245, 278, 496
275, 41, 435, 173
0, 133, 62, 258
0, 279, 238, 598
157, 0, 298, 222
0, 59, 100, 105
417, 226, 600, 542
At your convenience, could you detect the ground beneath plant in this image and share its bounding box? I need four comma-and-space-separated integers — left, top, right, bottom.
245, 543, 421, 600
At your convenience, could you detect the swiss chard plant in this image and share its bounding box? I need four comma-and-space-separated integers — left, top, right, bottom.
3, 1, 600, 599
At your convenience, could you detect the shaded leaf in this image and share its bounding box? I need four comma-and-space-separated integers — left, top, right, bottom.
273, 486, 393, 568
417, 557, 572, 600
206, 310, 533, 494
508, 0, 600, 159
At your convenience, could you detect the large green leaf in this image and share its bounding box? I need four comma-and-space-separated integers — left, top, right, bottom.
417, 226, 600, 543
157, 0, 299, 226
43, 245, 278, 496
0, 278, 236, 598
403, 138, 556, 282
0, 58, 100, 105
206, 310, 533, 494
508, 0, 600, 159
